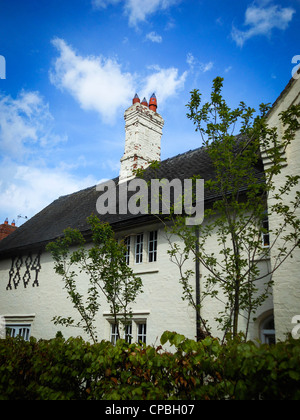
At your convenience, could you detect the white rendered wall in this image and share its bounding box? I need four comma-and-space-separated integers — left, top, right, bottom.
0, 217, 273, 345
264, 77, 300, 342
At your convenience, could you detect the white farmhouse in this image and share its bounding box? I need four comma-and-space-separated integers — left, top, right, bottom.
0, 78, 299, 345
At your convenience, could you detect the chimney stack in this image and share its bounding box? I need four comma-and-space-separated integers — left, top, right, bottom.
0, 218, 17, 241
119, 93, 164, 182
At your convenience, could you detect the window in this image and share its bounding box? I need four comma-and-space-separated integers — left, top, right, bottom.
6, 325, 31, 341
135, 234, 143, 264
262, 219, 270, 248
105, 314, 149, 345
125, 323, 132, 344
110, 322, 133, 344
124, 231, 158, 264
148, 231, 158, 262
261, 316, 276, 344
137, 323, 147, 344
110, 323, 119, 345
124, 236, 131, 265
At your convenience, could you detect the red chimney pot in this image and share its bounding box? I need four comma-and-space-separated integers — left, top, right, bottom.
149, 93, 157, 112
141, 97, 148, 107
132, 93, 140, 105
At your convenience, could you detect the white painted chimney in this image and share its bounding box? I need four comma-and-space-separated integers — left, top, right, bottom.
119, 93, 164, 182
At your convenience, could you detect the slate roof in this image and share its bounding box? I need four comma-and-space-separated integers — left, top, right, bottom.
0, 144, 264, 259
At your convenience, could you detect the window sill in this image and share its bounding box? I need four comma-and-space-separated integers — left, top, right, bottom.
103, 310, 150, 318
253, 250, 270, 262
133, 267, 159, 275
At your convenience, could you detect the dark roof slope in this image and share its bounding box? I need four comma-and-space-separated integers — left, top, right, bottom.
0, 145, 264, 258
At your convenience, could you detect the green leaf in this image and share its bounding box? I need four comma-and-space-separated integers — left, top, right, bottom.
288, 370, 300, 381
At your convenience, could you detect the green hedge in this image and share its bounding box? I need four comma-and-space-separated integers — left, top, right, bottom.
0, 332, 300, 400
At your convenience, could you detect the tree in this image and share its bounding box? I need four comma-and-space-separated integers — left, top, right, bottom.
46, 215, 143, 344
166, 77, 300, 340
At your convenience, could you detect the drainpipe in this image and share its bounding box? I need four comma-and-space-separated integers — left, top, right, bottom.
195, 226, 201, 341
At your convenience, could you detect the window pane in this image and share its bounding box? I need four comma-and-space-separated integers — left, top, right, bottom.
262, 219, 270, 247
125, 323, 132, 344
265, 334, 276, 345
148, 231, 157, 263
135, 234, 143, 264
137, 323, 147, 344
261, 315, 275, 344
124, 236, 131, 265
19, 328, 30, 341
111, 323, 119, 345
6, 327, 16, 338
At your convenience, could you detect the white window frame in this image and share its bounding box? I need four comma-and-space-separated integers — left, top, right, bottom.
262, 218, 270, 248
110, 323, 119, 345
110, 321, 133, 344
135, 233, 144, 264
148, 231, 158, 263
3, 314, 35, 342
260, 315, 276, 344
124, 236, 131, 265
6, 324, 31, 341
124, 323, 133, 344
137, 322, 147, 344
104, 312, 149, 344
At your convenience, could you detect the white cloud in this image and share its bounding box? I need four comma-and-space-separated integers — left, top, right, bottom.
202, 62, 214, 73
50, 38, 135, 122
92, 0, 121, 8
186, 52, 195, 69
125, 0, 179, 26
146, 31, 163, 43
0, 91, 65, 160
186, 53, 214, 74
0, 159, 98, 223
141, 66, 187, 104
92, 0, 180, 26
232, 3, 295, 47
50, 37, 187, 114
0, 88, 96, 223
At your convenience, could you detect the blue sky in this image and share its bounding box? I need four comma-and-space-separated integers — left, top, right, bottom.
0, 0, 299, 226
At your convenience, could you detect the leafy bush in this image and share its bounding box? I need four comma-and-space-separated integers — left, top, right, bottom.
0, 332, 299, 400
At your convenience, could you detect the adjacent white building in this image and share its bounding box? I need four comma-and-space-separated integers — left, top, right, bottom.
262, 75, 300, 342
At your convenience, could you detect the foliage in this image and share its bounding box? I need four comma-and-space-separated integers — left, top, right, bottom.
0, 332, 300, 400
166, 77, 300, 339
46, 215, 143, 344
